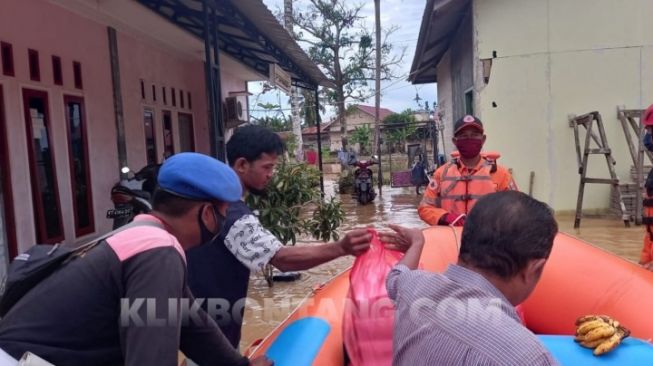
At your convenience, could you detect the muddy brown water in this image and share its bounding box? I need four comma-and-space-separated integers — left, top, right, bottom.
239, 184, 644, 350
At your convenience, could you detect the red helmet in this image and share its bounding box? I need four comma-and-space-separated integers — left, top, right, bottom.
644, 104, 653, 127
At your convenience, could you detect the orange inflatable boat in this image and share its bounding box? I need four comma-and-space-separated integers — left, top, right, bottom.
250, 227, 653, 365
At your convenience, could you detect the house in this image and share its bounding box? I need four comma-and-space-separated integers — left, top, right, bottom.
301, 120, 336, 149
0, 0, 328, 266
330, 104, 395, 151
410, 0, 653, 211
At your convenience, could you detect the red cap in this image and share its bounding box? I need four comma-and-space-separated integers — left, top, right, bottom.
453, 115, 484, 135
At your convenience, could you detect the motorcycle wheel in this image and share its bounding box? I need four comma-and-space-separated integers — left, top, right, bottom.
359, 191, 370, 204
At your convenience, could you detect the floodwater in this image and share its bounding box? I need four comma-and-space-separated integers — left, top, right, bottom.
239, 183, 644, 350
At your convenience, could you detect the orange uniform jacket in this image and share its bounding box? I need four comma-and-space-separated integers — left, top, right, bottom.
418, 158, 517, 225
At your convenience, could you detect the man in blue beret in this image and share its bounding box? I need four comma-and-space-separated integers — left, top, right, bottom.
187, 125, 373, 348
0, 153, 272, 366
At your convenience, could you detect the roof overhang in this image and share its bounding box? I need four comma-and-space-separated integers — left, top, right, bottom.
136, 0, 333, 90
409, 0, 470, 84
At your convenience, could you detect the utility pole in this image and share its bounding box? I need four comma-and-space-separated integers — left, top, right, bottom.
374, 0, 383, 196
284, 0, 304, 162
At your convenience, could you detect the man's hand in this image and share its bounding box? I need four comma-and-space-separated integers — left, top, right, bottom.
642, 261, 653, 272
250, 355, 274, 366
337, 229, 372, 256
379, 224, 425, 253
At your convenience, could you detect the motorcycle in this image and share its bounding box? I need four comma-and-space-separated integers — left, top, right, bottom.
106, 164, 160, 229
350, 156, 378, 205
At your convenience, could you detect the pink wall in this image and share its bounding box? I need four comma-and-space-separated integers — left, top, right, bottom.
0, 0, 249, 253
117, 33, 209, 164
0, 0, 116, 251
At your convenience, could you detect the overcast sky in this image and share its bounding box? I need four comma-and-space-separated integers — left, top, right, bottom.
249, 0, 437, 121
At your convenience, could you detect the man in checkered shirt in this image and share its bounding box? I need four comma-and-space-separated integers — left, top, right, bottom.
384, 191, 560, 365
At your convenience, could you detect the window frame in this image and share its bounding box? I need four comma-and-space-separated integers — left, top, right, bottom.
73, 61, 83, 89
143, 107, 158, 165
64, 95, 95, 237
52, 55, 63, 86
177, 112, 195, 152
0, 42, 14, 77
28, 49, 40, 82
22, 88, 64, 244
162, 110, 175, 157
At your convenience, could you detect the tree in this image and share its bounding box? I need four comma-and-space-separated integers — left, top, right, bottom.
350, 123, 372, 154
290, 0, 404, 150
252, 102, 292, 132
384, 109, 417, 153
246, 162, 344, 286
246, 163, 344, 245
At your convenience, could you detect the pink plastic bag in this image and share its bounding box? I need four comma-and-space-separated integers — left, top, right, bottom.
343, 229, 402, 366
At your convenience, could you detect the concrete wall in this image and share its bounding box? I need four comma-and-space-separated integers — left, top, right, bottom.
0, 0, 116, 251
469, 0, 653, 211
436, 51, 454, 155
450, 11, 474, 121
0, 0, 251, 253
117, 32, 208, 167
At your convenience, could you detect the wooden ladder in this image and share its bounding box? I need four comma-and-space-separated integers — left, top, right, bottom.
570, 111, 629, 228
617, 107, 653, 225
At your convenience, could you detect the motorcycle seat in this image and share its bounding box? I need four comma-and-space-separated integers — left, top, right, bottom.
111, 185, 151, 201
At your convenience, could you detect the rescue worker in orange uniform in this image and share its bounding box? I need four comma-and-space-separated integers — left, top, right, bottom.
639, 104, 653, 271
418, 115, 517, 226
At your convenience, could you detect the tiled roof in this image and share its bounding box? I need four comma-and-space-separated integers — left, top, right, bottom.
354, 104, 395, 121
302, 119, 336, 135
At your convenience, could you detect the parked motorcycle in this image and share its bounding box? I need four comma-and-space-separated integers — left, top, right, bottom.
350, 156, 378, 205
106, 164, 160, 229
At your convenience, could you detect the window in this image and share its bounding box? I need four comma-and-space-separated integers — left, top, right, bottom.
73, 61, 83, 89
162, 86, 167, 105
464, 89, 474, 115
187, 91, 192, 110
143, 108, 157, 164
180, 89, 184, 109
0, 85, 17, 258
52, 56, 63, 85
28, 49, 40, 81
152, 84, 156, 102
22, 89, 64, 244
171, 87, 176, 107
178, 113, 195, 152
64, 96, 94, 236
140, 80, 145, 100
163, 111, 174, 158
1, 42, 14, 76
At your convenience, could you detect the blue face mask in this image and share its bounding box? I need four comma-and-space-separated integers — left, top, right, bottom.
197, 205, 225, 245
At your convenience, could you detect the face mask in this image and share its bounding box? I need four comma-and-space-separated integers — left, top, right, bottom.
197, 205, 225, 244
455, 138, 483, 159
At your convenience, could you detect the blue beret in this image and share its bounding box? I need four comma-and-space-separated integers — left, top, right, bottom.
158, 153, 242, 202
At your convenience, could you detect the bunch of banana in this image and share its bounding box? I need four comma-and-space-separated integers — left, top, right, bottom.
574, 315, 631, 356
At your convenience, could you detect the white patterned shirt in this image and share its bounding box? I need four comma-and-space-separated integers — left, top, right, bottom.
222, 204, 282, 271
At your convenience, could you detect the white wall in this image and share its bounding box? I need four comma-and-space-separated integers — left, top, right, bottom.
470, 0, 653, 211
436, 51, 454, 155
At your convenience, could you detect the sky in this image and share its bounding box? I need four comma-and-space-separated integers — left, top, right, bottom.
249, 0, 437, 121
